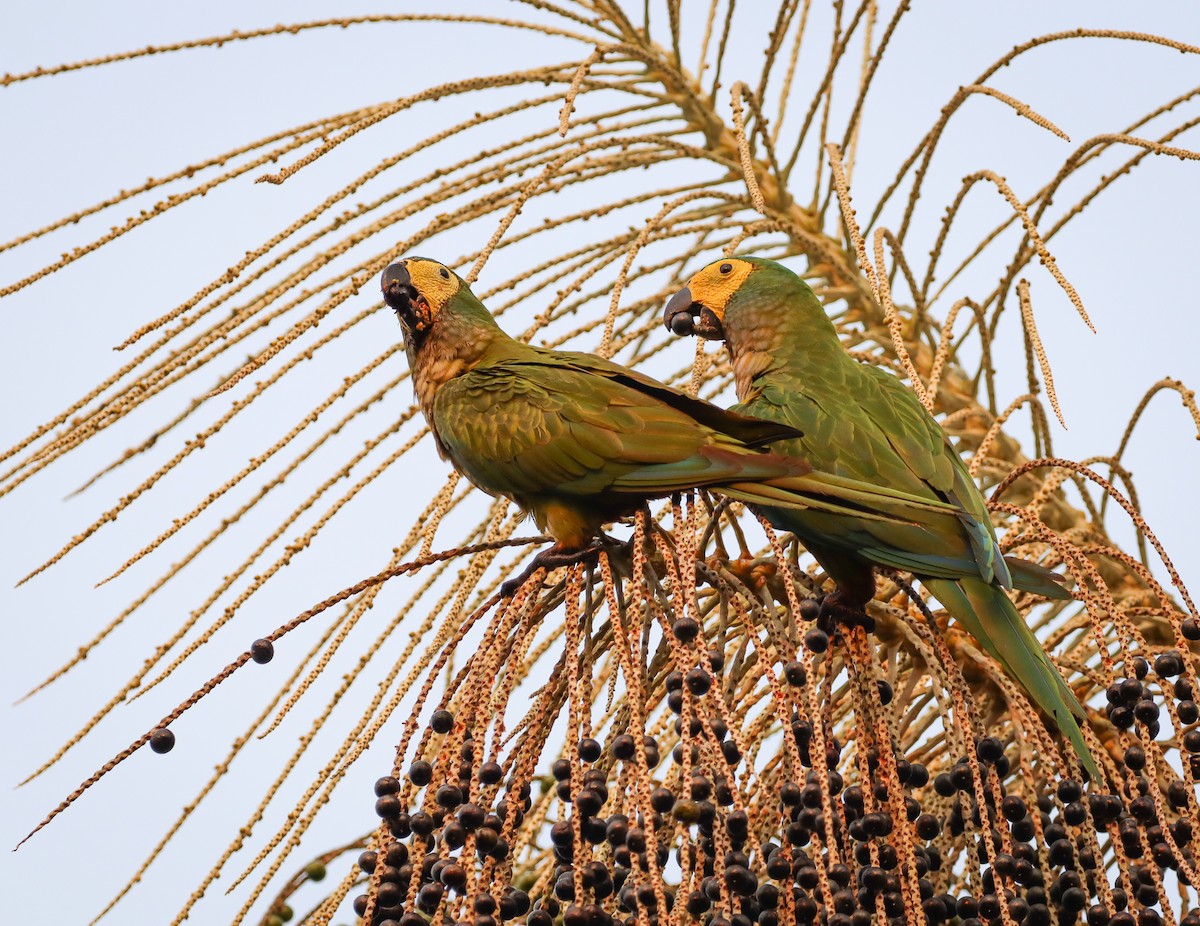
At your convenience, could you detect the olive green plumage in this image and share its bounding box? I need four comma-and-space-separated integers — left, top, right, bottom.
664, 256, 1098, 780
381, 256, 959, 565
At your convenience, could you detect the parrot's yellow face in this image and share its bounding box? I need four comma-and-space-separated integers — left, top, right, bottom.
381, 256, 462, 336
662, 257, 757, 340
684, 257, 756, 320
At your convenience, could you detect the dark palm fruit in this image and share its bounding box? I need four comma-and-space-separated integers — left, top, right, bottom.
357, 850, 378, 874
375, 776, 401, 796
430, 709, 454, 734
641, 786, 673, 813
578, 737, 602, 762
1180, 701, 1200, 725
610, 734, 636, 760
803, 628, 829, 654
250, 638, 275, 663
376, 794, 402, 819
605, 816, 629, 846
418, 882, 444, 908
685, 667, 712, 695
976, 737, 1004, 764
1155, 651, 1184, 676
933, 772, 956, 797
575, 788, 603, 816
672, 617, 700, 641
1051, 840, 1080, 872
916, 814, 941, 840
1134, 699, 1160, 724
724, 865, 757, 896
685, 891, 709, 916
1058, 779, 1082, 802
950, 762, 976, 792
784, 661, 807, 686
443, 821, 467, 849
875, 680, 893, 704
389, 814, 412, 838
1063, 800, 1087, 826
149, 727, 175, 754
1001, 795, 1027, 822
409, 760, 433, 786
691, 772, 715, 801
1011, 817, 1035, 842
766, 853, 791, 879
1184, 618, 1200, 641
436, 784, 463, 808
583, 815, 607, 844
858, 865, 885, 892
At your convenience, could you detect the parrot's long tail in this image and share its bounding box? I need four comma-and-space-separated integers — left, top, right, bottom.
924, 576, 1101, 782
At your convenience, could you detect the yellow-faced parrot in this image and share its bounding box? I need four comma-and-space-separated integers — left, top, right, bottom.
664, 255, 1098, 780
381, 256, 960, 594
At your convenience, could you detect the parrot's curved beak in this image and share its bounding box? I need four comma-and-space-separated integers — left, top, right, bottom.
382, 261, 418, 324
663, 285, 726, 341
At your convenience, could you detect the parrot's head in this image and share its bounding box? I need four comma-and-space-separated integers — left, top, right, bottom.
663, 256, 769, 342
381, 256, 466, 348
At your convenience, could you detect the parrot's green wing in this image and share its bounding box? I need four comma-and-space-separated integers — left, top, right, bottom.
431, 354, 805, 504
746, 361, 1014, 589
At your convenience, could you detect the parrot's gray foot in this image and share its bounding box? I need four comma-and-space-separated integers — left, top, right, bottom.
501, 536, 625, 598
817, 591, 875, 633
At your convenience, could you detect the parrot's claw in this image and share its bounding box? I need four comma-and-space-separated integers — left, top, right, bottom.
817, 592, 875, 633
501, 536, 626, 598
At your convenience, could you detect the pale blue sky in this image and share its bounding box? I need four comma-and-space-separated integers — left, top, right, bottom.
2, 3, 1198, 923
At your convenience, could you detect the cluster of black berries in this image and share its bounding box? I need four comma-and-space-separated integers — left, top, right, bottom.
352, 711, 531, 926
349, 634, 1200, 926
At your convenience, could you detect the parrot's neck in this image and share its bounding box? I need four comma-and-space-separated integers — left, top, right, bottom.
410, 304, 510, 421
725, 294, 846, 402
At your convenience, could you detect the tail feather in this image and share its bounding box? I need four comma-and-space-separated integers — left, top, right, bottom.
924, 576, 1100, 781
720, 469, 958, 527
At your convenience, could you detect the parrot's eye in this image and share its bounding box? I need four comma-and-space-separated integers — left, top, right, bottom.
719, 263, 732, 274
439, 268, 450, 280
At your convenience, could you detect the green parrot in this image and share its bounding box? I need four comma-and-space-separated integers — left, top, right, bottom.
381, 256, 963, 592
664, 256, 1098, 780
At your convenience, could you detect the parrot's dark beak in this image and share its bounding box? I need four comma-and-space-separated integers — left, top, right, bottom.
382, 261, 418, 326
663, 285, 726, 341
663, 286, 699, 336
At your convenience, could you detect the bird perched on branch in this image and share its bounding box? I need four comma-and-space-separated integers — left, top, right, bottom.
664, 255, 1098, 780
381, 256, 959, 592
